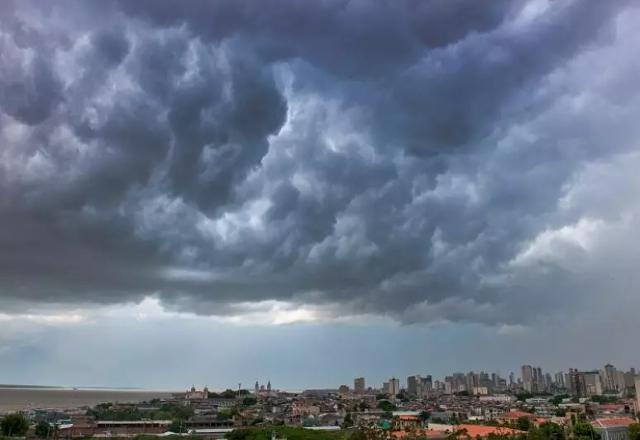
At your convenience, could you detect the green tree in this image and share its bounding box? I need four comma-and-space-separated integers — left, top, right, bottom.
1, 413, 29, 437
418, 411, 430, 425
538, 422, 565, 440
551, 395, 569, 405
377, 400, 397, 412
527, 427, 545, 440
242, 397, 258, 406
516, 417, 532, 432
168, 420, 187, 433
488, 434, 525, 440
221, 389, 237, 399
342, 412, 353, 428
226, 426, 347, 440
629, 424, 640, 440
573, 422, 599, 440
35, 421, 55, 438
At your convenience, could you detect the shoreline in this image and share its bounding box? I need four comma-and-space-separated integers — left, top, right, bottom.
0, 385, 180, 392
0, 388, 177, 413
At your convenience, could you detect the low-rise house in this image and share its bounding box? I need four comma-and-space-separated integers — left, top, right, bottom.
393, 414, 421, 430
592, 418, 636, 440
427, 424, 524, 439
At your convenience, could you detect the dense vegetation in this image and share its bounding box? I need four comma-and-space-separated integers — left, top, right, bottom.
376, 400, 397, 412
35, 421, 57, 438
629, 424, 640, 440
226, 427, 348, 440
0, 414, 29, 437
213, 389, 244, 399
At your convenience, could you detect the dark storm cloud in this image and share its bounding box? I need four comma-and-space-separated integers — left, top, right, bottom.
121, 0, 515, 75
1, 0, 640, 325
0, 55, 63, 125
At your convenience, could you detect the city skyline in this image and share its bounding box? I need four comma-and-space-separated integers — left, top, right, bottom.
344, 363, 638, 395
5, 360, 639, 393
1, 0, 640, 389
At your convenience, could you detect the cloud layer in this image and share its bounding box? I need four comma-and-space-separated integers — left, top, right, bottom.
2, 0, 640, 326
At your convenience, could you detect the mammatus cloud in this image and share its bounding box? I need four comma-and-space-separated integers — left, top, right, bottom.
1, 0, 640, 326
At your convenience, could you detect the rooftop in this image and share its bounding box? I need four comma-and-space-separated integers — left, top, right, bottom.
592, 418, 636, 428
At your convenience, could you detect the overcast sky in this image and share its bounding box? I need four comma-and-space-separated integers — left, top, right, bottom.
1, 0, 639, 390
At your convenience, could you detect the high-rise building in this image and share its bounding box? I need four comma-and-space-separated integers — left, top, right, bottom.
585, 371, 603, 396
534, 367, 544, 392
565, 371, 573, 393
568, 370, 583, 397
444, 376, 453, 394
389, 377, 400, 396
521, 365, 534, 392
545, 373, 553, 391
422, 375, 433, 393
603, 364, 618, 392
635, 376, 640, 413
616, 371, 626, 392
407, 375, 422, 396
465, 371, 479, 392
623, 371, 636, 393
569, 370, 603, 397
354, 377, 365, 394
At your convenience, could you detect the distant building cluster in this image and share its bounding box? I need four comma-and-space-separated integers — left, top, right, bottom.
2, 362, 640, 440
338, 363, 638, 400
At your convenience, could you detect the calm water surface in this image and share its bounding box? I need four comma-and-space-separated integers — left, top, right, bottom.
0, 387, 175, 413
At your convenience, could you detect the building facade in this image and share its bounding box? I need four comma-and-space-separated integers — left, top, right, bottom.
354, 377, 365, 394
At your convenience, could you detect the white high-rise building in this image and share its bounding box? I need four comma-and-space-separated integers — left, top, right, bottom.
604, 364, 618, 392
584, 371, 603, 396
635, 376, 640, 413
521, 365, 534, 392
385, 377, 400, 396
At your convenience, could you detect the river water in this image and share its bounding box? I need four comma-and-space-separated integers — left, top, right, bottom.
0, 387, 175, 413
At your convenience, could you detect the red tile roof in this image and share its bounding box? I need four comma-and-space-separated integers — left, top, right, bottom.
392, 429, 445, 438
456, 425, 524, 438
398, 415, 419, 421
592, 418, 636, 428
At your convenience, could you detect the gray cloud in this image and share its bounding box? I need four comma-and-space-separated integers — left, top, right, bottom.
1, 0, 639, 327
